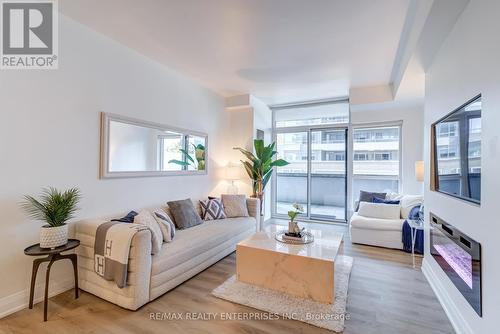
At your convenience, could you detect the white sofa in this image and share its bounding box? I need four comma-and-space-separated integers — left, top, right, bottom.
350, 195, 422, 250
74, 198, 259, 310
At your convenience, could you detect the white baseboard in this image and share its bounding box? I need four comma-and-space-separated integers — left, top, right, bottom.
421, 258, 474, 334
0, 278, 75, 319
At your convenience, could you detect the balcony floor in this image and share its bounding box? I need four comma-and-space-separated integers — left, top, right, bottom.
276, 201, 346, 221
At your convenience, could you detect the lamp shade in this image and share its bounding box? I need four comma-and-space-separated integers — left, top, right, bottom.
226, 164, 241, 181
415, 161, 424, 182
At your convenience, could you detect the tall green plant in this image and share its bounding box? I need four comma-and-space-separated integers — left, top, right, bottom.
169, 144, 206, 170
21, 187, 81, 227
234, 140, 289, 213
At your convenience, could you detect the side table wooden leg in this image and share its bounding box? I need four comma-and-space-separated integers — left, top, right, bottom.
70, 254, 79, 299
29, 258, 43, 309
44, 257, 55, 322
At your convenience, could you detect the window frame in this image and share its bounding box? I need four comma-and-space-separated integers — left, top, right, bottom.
271, 97, 350, 224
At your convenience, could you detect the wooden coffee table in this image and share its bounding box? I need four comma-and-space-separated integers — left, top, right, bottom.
236, 231, 343, 304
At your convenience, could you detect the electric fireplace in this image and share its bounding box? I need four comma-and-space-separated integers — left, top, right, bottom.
430, 213, 482, 316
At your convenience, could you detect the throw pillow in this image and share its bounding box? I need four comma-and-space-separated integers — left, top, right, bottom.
221, 194, 249, 218
167, 199, 204, 229
111, 211, 138, 223
408, 205, 421, 220
401, 195, 424, 219
400, 195, 424, 219
358, 202, 400, 219
134, 210, 163, 255
200, 198, 227, 220
356, 190, 387, 211
372, 197, 401, 205
151, 208, 176, 242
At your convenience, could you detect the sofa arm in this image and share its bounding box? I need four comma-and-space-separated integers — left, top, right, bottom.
74, 218, 152, 310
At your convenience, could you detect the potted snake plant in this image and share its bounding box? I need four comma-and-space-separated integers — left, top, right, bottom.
21, 187, 81, 249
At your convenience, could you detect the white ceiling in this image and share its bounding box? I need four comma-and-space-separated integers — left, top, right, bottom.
60, 0, 414, 104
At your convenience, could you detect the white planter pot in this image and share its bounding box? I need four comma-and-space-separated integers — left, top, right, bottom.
40, 224, 68, 249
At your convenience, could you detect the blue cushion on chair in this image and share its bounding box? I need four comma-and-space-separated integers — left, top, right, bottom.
408, 205, 421, 220
402, 205, 424, 254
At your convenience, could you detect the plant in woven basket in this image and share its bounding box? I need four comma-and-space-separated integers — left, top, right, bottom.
21, 187, 81, 248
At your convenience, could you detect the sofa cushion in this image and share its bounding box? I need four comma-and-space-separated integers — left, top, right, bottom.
356, 190, 387, 211
358, 202, 400, 219
151, 208, 176, 242
151, 217, 256, 276
200, 198, 227, 220
221, 194, 249, 218
134, 210, 163, 255
350, 212, 404, 231
400, 195, 423, 219
167, 199, 203, 229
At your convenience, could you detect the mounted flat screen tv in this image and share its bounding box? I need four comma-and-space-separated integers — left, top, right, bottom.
433, 95, 481, 204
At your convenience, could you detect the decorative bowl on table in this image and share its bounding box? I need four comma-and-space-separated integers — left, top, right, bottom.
275, 231, 314, 244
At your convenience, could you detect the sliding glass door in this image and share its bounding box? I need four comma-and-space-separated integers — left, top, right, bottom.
275, 132, 309, 216
272, 99, 349, 223
274, 127, 347, 222
310, 129, 347, 221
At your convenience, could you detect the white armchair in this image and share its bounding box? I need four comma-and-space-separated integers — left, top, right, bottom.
350, 195, 423, 249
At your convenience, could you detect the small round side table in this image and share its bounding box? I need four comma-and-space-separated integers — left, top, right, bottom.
24, 239, 80, 321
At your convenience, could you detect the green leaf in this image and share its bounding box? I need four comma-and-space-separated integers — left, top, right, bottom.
168, 159, 191, 166
260, 142, 277, 167
270, 159, 289, 167
179, 149, 195, 163
20, 187, 81, 227
241, 160, 255, 179
233, 147, 257, 162
262, 170, 273, 189
254, 139, 264, 158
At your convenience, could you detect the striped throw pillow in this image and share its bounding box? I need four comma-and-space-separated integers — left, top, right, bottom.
151, 208, 176, 242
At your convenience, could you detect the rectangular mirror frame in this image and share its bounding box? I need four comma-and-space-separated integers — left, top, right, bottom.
100, 112, 208, 179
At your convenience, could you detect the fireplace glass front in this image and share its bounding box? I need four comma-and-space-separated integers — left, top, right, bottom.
430, 213, 482, 316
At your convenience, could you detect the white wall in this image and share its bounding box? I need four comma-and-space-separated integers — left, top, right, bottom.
351, 105, 424, 196
251, 96, 273, 221
223, 95, 274, 222
224, 106, 254, 196
0, 15, 230, 317
422, 1, 500, 333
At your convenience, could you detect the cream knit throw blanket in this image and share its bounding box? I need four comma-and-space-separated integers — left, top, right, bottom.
94, 221, 148, 288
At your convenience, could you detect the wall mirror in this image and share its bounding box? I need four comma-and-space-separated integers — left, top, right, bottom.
100, 112, 207, 178
432, 95, 481, 203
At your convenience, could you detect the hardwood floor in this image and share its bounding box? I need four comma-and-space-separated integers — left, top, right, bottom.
0, 220, 455, 334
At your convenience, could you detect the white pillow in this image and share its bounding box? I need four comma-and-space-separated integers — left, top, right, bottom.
358, 202, 401, 219
400, 195, 423, 219
386, 192, 403, 201
134, 210, 163, 255
151, 208, 176, 242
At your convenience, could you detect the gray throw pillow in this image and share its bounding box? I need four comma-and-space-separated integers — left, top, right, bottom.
167, 199, 203, 229
356, 190, 387, 211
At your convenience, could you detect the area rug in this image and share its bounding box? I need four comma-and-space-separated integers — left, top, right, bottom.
212, 255, 353, 332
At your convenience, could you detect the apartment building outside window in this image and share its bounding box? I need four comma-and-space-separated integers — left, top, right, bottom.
352, 125, 401, 197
